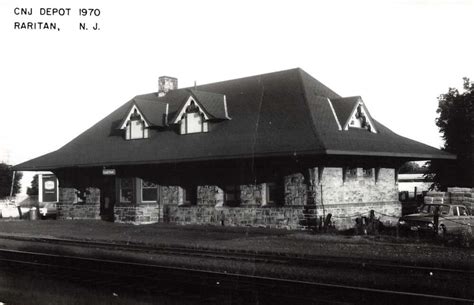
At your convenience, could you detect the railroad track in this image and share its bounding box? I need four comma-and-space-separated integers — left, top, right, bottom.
0, 247, 472, 305
0, 234, 471, 275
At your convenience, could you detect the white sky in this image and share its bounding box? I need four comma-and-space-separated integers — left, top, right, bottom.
0, 0, 473, 193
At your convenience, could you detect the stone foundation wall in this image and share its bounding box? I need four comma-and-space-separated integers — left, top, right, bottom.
166, 205, 306, 229
318, 201, 402, 230
159, 167, 401, 230
57, 204, 101, 220
55, 166, 400, 230
164, 201, 401, 230
115, 204, 160, 224
57, 187, 100, 220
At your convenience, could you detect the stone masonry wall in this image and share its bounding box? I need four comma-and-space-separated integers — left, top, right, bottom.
315, 167, 400, 229
317, 201, 401, 230
57, 187, 100, 220
115, 204, 160, 224
284, 173, 307, 206
55, 166, 401, 230
318, 168, 398, 205
240, 184, 264, 206
166, 205, 306, 229
160, 186, 182, 205
197, 185, 224, 207
162, 167, 401, 230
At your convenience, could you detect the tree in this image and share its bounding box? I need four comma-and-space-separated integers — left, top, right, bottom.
426, 78, 474, 190
26, 174, 39, 196
399, 161, 427, 174
0, 163, 23, 198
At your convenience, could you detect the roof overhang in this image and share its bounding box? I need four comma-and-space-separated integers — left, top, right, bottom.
325, 149, 456, 160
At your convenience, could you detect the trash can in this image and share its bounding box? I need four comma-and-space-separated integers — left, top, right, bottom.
30, 207, 38, 220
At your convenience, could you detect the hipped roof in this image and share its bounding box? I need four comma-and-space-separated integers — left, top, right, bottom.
15, 68, 454, 171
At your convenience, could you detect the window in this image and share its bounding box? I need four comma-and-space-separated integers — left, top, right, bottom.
142, 180, 158, 202
454, 206, 468, 216
120, 178, 133, 203
266, 182, 279, 205
224, 185, 240, 206
125, 109, 149, 140
179, 101, 209, 134
182, 186, 197, 206
346, 103, 376, 133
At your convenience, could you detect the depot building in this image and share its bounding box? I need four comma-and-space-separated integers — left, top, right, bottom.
15, 68, 455, 229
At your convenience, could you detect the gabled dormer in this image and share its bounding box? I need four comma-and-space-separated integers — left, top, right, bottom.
173, 96, 209, 134
328, 96, 377, 133
118, 104, 151, 140
169, 89, 231, 135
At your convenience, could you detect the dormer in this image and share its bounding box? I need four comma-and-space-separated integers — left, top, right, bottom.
174, 97, 209, 134
328, 96, 377, 133
169, 89, 231, 135
118, 104, 151, 140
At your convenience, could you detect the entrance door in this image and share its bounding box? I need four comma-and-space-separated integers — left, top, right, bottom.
100, 176, 116, 221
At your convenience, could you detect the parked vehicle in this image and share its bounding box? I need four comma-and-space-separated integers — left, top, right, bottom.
39, 202, 57, 219
398, 203, 474, 236
0, 201, 20, 218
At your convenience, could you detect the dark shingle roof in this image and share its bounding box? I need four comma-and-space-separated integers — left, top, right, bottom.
189, 89, 229, 120
133, 97, 168, 127
329, 97, 360, 128
15, 68, 454, 170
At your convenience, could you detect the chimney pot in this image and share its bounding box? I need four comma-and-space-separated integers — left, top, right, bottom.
158, 76, 178, 97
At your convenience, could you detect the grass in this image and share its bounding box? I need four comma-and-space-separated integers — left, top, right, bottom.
0, 219, 472, 269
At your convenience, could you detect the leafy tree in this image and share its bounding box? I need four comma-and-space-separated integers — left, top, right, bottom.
399, 161, 427, 174
26, 174, 39, 196
0, 163, 23, 198
426, 78, 474, 190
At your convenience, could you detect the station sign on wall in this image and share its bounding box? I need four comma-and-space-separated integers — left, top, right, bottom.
39, 174, 59, 202
102, 168, 116, 176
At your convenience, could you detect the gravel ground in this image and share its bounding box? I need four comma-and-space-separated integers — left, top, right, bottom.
0, 220, 473, 269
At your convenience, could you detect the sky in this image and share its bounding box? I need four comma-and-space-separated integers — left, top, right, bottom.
0, 0, 473, 193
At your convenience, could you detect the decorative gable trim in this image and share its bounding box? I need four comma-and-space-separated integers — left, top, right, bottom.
119, 104, 150, 130
165, 103, 169, 126
172, 96, 210, 124
224, 96, 231, 120
343, 99, 377, 133
327, 98, 342, 131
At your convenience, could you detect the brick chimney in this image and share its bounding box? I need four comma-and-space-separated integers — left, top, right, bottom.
158, 76, 178, 97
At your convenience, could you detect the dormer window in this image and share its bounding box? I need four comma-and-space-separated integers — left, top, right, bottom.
328, 97, 377, 134
348, 104, 376, 133
126, 109, 148, 140
119, 105, 151, 140
175, 98, 209, 135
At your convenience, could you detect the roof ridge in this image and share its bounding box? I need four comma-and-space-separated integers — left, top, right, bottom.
295, 68, 328, 153
182, 68, 302, 91
331, 95, 361, 101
